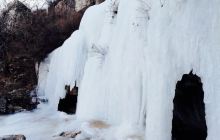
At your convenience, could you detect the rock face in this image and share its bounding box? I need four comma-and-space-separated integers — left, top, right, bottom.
0, 1, 38, 114
0, 0, 90, 114
55, 0, 75, 14
75, 0, 104, 11
172, 71, 207, 140
0, 92, 37, 114
0, 135, 26, 140
95, 0, 105, 4
1, 0, 32, 32
74, 0, 94, 11
58, 84, 78, 114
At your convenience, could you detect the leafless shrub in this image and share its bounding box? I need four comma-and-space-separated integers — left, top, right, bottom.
0, 0, 86, 75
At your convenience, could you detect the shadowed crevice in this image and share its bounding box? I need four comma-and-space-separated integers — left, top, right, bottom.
172, 71, 207, 140
58, 84, 78, 114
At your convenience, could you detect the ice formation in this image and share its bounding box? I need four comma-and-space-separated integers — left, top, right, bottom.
1, 0, 220, 139
40, 0, 220, 139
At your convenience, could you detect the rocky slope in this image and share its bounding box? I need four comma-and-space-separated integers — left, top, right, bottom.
0, 0, 102, 114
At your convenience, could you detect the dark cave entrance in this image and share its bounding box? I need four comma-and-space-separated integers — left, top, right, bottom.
58, 83, 78, 114
172, 71, 207, 140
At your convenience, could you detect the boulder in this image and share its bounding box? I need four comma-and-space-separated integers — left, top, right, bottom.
0, 135, 26, 140
59, 131, 81, 138
0, 88, 38, 114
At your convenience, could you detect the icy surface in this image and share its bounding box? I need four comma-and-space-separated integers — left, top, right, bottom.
1, 0, 220, 139
43, 30, 88, 109
0, 104, 81, 139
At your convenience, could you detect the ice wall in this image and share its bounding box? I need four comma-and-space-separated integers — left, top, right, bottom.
42, 30, 88, 109
144, 0, 220, 139
76, 0, 146, 126
40, 0, 220, 139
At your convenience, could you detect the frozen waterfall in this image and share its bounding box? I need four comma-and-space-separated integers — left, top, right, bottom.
39, 0, 220, 139
0, 0, 219, 139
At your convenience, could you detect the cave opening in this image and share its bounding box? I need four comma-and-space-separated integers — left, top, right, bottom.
58, 83, 78, 114
172, 71, 207, 140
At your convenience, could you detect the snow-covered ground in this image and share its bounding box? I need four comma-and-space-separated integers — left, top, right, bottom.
0, 104, 80, 139
0, 0, 220, 139
0, 106, 144, 140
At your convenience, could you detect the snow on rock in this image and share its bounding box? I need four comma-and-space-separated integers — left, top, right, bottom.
75, 0, 93, 11
0, 134, 26, 140
20, 0, 50, 10
0, 0, 32, 32
0, 0, 51, 11
75, 0, 99, 11
75, 0, 104, 12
